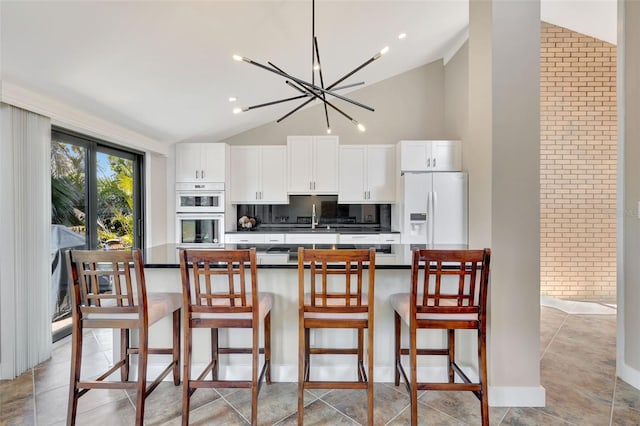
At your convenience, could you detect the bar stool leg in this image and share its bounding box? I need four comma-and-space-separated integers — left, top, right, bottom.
394, 312, 401, 386
265, 311, 272, 384
66, 325, 83, 426
211, 328, 219, 381
134, 326, 149, 426
410, 325, 418, 426
120, 329, 129, 381
173, 310, 181, 385
182, 324, 192, 426
298, 321, 305, 425
448, 329, 455, 383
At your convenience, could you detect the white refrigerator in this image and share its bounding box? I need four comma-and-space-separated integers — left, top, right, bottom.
400, 172, 468, 245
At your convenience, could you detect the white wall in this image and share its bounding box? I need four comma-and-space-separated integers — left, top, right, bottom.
444, 41, 469, 142
221, 61, 446, 146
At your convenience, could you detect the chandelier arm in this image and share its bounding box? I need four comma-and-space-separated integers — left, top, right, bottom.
313, 36, 331, 131
285, 80, 356, 124
332, 81, 365, 91
276, 99, 314, 123
326, 53, 381, 90
268, 62, 310, 95
245, 94, 310, 111
241, 56, 374, 112
297, 78, 375, 112
271, 80, 364, 120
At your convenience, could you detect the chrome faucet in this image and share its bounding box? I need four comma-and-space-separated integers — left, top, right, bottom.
312, 203, 319, 229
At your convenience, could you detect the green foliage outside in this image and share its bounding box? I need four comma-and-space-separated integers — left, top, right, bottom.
51, 141, 135, 248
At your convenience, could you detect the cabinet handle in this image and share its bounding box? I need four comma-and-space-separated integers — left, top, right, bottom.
427, 158, 431, 168
313, 181, 316, 190
256, 191, 258, 200
196, 170, 199, 179
433, 158, 436, 168
201, 169, 205, 179
310, 182, 312, 190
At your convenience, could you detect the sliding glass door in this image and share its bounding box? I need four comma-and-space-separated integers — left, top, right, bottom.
50, 128, 144, 340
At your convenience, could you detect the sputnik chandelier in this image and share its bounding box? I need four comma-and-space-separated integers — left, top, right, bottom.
232, 0, 389, 133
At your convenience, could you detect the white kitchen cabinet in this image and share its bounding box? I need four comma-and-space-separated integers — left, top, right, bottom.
176, 143, 226, 182
285, 233, 338, 245
399, 140, 461, 172
379, 233, 401, 244
225, 233, 285, 244
338, 234, 380, 244
287, 135, 339, 194
338, 145, 396, 203
229, 146, 288, 204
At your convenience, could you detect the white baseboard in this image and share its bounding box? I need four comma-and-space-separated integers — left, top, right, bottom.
618, 361, 640, 390
489, 385, 546, 407
139, 358, 546, 407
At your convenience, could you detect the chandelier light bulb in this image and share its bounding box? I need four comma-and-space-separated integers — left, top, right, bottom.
326, 128, 332, 134
232, 107, 243, 114
228, 97, 237, 102
380, 46, 390, 55
232, 54, 243, 62
357, 123, 366, 132
313, 64, 320, 71
398, 33, 407, 40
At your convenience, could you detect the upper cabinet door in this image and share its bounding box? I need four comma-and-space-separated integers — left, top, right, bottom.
229, 146, 261, 203
399, 140, 461, 172
338, 145, 367, 203
176, 143, 226, 182
399, 140, 430, 172
366, 145, 396, 202
200, 143, 226, 182
339, 145, 396, 203
229, 146, 288, 204
260, 146, 288, 203
176, 143, 203, 182
287, 135, 338, 194
312, 136, 339, 193
287, 136, 314, 193
430, 140, 461, 171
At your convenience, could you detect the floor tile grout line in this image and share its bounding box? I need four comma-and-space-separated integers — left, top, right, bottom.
540, 312, 569, 361
217, 390, 252, 424
609, 375, 618, 426
314, 396, 362, 425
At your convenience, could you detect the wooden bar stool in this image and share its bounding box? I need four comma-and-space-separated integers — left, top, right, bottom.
390, 248, 491, 425
179, 248, 272, 426
65, 249, 181, 426
297, 247, 376, 425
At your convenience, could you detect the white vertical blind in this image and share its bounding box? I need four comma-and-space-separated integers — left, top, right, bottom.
0, 103, 52, 379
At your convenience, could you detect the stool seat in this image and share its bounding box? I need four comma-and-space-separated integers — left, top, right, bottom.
83, 292, 182, 323
389, 293, 479, 323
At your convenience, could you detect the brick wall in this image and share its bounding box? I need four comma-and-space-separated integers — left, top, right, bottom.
540, 22, 617, 301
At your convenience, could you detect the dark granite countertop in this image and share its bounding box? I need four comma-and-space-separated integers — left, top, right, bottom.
143, 243, 466, 269
226, 226, 398, 234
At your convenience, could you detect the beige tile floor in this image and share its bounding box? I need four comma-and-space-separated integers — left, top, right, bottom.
1, 303, 639, 425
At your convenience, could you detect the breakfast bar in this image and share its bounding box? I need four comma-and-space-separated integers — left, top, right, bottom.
136, 243, 478, 384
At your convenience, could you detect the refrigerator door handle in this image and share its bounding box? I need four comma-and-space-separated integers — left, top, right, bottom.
432, 191, 437, 246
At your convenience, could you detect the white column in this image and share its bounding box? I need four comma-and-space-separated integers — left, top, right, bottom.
618, 0, 640, 390
468, 0, 545, 406
0, 103, 52, 379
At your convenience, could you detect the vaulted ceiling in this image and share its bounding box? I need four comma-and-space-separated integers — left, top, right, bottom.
0, 0, 616, 146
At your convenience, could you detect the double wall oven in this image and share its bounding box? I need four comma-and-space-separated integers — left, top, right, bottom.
176, 182, 225, 247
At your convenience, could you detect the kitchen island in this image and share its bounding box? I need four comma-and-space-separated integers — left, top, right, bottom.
137, 243, 478, 384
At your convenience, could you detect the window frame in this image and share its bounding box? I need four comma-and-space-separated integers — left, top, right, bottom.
51, 127, 145, 249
